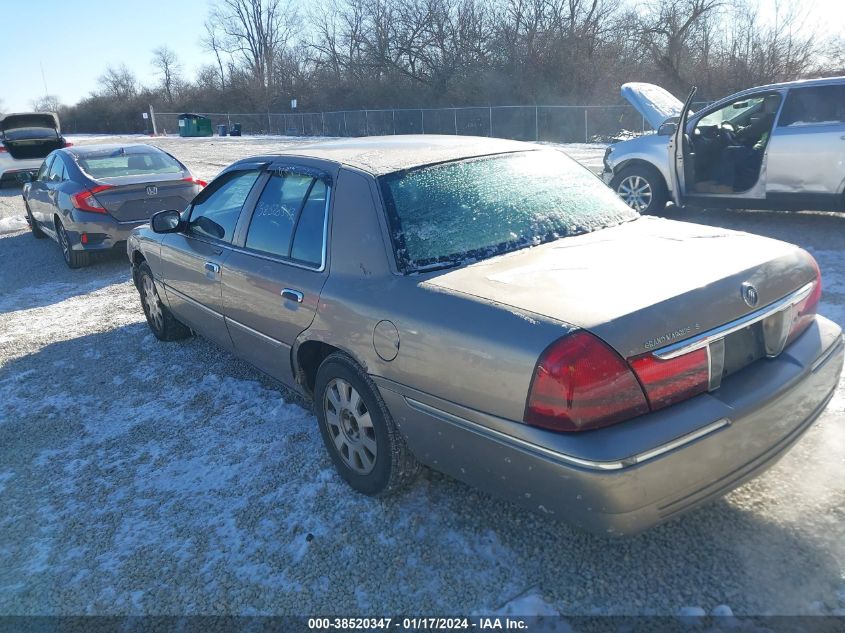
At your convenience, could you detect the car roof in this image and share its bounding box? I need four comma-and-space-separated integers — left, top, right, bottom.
724, 75, 845, 98
65, 143, 163, 157
231, 135, 539, 175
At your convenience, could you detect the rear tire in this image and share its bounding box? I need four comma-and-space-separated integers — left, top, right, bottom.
26, 203, 45, 239
137, 261, 191, 341
55, 219, 89, 268
610, 164, 668, 215
314, 352, 421, 496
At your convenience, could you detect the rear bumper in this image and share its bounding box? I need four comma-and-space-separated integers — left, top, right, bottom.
63, 213, 148, 252
377, 316, 843, 536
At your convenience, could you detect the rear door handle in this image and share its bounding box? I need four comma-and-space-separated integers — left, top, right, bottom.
281, 288, 304, 303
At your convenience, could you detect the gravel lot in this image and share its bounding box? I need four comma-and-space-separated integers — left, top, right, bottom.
0, 136, 843, 617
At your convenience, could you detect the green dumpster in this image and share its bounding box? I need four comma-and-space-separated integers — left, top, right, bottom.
178, 113, 213, 137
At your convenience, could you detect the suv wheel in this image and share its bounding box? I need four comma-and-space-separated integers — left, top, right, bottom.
55, 219, 90, 268
137, 261, 191, 341
315, 352, 421, 496
610, 164, 668, 215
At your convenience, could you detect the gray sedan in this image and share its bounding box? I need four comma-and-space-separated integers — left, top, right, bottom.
126, 136, 843, 535
22, 143, 205, 267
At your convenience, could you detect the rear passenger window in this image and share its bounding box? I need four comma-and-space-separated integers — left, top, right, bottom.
48, 157, 66, 182
778, 86, 845, 127
246, 172, 314, 258
245, 170, 329, 267
291, 180, 328, 266
188, 169, 260, 242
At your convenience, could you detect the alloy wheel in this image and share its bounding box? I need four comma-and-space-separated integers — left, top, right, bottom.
142, 275, 164, 332
324, 378, 377, 474
617, 175, 653, 212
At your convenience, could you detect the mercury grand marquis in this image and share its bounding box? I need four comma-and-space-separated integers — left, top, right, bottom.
126, 136, 843, 535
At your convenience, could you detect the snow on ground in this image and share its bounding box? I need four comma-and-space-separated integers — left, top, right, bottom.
0, 136, 843, 617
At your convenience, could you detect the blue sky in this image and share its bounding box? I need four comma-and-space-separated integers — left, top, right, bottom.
0, 0, 841, 113
0, 0, 213, 112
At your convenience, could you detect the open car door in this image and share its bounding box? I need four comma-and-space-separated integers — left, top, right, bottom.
668, 87, 697, 207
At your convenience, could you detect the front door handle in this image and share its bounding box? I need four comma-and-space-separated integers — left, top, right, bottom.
204, 261, 220, 276
281, 288, 304, 303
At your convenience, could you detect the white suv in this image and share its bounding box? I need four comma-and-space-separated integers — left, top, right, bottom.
0, 112, 69, 184
602, 77, 845, 214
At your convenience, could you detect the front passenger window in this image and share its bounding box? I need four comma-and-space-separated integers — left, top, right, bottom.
188, 169, 260, 242
36, 156, 54, 182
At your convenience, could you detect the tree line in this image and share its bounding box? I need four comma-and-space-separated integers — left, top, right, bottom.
27, 0, 844, 134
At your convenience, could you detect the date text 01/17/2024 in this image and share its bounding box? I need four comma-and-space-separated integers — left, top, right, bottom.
306, 617, 530, 630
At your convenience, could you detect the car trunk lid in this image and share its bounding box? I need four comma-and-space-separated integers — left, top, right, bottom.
0, 112, 63, 160
423, 217, 817, 361
92, 175, 198, 222
620, 83, 692, 129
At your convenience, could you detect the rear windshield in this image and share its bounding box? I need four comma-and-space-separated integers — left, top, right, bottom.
77, 151, 183, 178
378, 150, 638, 272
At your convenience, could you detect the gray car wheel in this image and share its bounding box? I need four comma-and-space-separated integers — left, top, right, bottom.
315, 352, 421, 496
137, 261, 191, 341
610, 165, 668, 215
55, 219, 90, 268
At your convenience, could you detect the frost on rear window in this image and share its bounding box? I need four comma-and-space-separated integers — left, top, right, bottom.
379, 150, 638, 272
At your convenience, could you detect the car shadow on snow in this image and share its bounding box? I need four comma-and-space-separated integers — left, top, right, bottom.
0, 322, 840, 615
0, 231, 130, 313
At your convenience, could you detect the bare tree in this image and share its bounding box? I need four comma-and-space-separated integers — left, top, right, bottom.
99, 65, 139, 100
210, 0, 302, 106
30, 95, 62, 112
0, 98, 5, 117
152, 46, 182, 106
639, 0, 723, 94
201, 19, 229, 89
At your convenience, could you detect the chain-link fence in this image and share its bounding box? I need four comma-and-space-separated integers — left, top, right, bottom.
155, 103, 711, 143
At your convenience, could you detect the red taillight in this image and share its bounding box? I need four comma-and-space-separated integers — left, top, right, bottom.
0, 146, 7, 153
524, 331, 650, 432
71, 185, 112, 213
64, 142, 74, 148
183, 176, 207, 188
787, 258, 822, 346
628, 348, 709, 410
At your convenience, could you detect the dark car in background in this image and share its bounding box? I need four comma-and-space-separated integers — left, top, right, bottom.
22, 143, 206, 267
0, 112, 71, 184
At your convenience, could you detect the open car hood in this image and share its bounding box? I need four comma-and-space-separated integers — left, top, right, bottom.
0, 112, 61, 134
620, 83, 691, 129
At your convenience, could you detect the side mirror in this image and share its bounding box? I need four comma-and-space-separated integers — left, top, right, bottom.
658, 122, 677, 136
151, 209, 183, 234
15, 172, 34, 184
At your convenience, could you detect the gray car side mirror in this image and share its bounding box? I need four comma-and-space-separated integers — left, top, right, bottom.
151, 209, 183, 233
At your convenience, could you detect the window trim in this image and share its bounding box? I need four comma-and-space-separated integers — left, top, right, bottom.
237, 167, 333, 272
